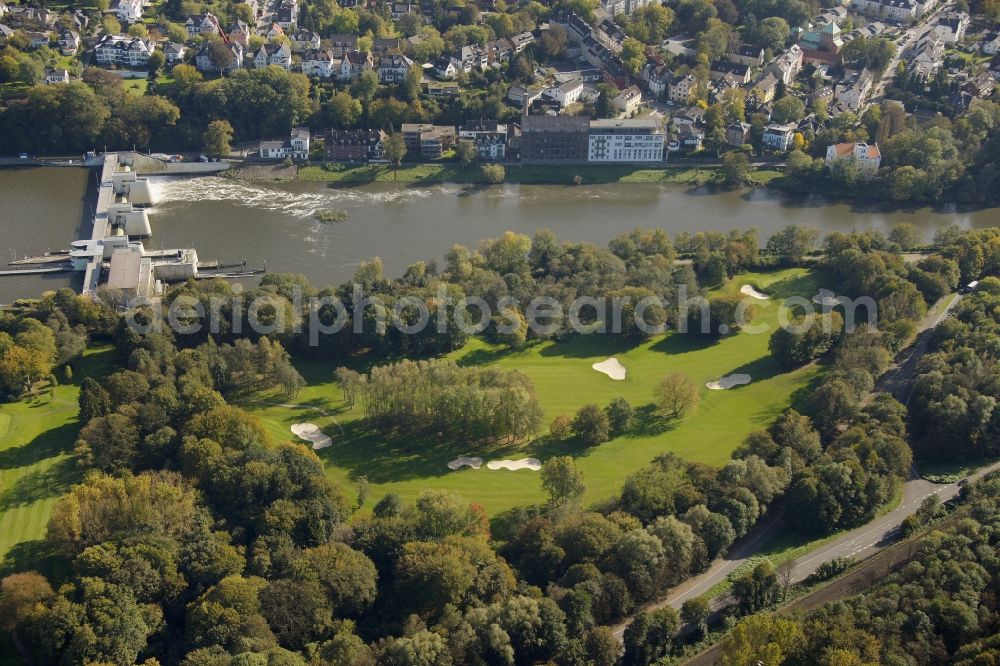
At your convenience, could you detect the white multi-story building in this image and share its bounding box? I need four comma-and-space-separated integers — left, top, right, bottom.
259, 127, 310, 160
588, 118, 664, 163
764, 44, 803, 85
835, 68, 873, 110
301, 48, 337, 78
110, 0, 144, 23
185, 12, 220, 35
544, 79, 584, 108
852, 0, 918, 23
252, 42, 291, 70
667, 74, 694, 104
826, 142, 882, 180
94, 34, 155, 68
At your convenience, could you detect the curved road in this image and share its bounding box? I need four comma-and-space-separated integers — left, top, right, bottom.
611, 293, 968, 640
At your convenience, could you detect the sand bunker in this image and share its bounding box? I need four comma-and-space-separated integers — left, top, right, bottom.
291, 423, 332, 450
592, 357, 626, 381
706, 373, 752, 390
812, 289, 840, 308
487, 458, 542, 471
447, 456, 483, 470
740, 285, 770, 300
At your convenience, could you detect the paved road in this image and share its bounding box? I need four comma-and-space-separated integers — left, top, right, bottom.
872, 2, 953, 100
611, 294, 962, 640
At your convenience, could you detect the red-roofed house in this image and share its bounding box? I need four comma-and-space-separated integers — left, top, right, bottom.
825, 142, 881, 180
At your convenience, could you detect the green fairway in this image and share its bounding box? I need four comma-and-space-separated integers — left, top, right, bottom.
0, 346, 114, 572
250, 268, 822, 515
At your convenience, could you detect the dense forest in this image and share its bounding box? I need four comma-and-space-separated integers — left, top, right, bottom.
0, 225, 998, 664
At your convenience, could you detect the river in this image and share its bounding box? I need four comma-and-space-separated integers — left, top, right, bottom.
1, 166, 997, 302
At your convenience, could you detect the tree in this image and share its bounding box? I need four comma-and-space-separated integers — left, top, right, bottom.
102, 14, 121, 36
454, 140, 477, 166
620, 37, 645, 75
681, 597, 710, 636
481, 164, 505, 184
385, 133, 406, 168
207, 39, 233, 74
622, 607, 679, 666
748, 16, 789, 52
572, 404, 610, 445
721, 151, 750, 187
549, 414, 572, 440
605, 397, 634, 436
771, 96, 805, 124
655, 372, 699, 419
324, 90, 362, 128
541, 455, 585, 503
765, 224, 819, 263
127, 22, 148, 38
719, 614, 803, 666
889, 223, 921, 250
732, 560, 779, 614
146, 50, 165, 77
202, 119, 233, 158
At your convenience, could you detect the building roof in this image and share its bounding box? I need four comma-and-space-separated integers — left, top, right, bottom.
590, 118, 661, 130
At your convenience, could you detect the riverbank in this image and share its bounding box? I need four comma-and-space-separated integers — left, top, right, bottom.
295, 162, 783, 187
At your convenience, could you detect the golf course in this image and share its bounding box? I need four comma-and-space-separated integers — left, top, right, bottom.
248, 267, 823, 514
0, 346, 114, 569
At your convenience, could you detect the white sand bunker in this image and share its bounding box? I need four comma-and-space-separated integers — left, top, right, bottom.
487, 458, 542, 471
291, 423, 332, 450
706, 373, 752, 390
740, 285, 770, 300
812, 289, 840, 307
447, 456, 483, 470
593, 357, 627, 381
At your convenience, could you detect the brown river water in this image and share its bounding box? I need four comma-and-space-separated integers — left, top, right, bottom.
1, 166, 997, 303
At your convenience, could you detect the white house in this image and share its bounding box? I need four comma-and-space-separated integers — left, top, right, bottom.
762, 123, 797, 151
612, 85, 643, 115
982, 33, 1000, 56
835, 68, 873, 110
185, 12, 220, 35
764, 45, 803, 85
290, 29, 320, 51
339, 49, 373, 80
433, 56, 458, 79
259, 127, 310, 159
57, 29, 79, 55
162, 42, 185, 65
110, 0, 144, 24
94, 34, 155, 68
377, 53, 414, 83
275, 0, 297, 29
934, 12, 969, 45
264, 23, 285, 40
43, 67, 70, 84
252, 42, 291, 70
667, 73, 694, 104
544, 79, 584, 108
195, 41, 243, 73
826, 142, 881, 180
588, 118, 664, 162
852, 0, 918, 23
301, 48, 337, 78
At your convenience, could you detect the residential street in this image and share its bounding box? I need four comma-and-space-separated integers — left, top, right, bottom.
611, 293, 970, 641
872, 1, 954, 100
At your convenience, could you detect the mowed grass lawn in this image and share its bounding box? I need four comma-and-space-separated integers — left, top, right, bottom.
0, 346, 115, 571
250, 268, 822, 515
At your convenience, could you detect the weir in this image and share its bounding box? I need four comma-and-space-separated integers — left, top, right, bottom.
5, 153, 262, 304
